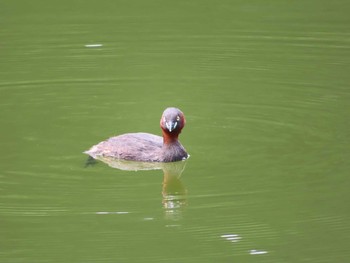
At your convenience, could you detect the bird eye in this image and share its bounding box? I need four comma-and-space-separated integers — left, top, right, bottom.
176, 115, 180, 121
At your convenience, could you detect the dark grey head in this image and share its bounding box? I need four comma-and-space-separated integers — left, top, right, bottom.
160, 107, 186, 134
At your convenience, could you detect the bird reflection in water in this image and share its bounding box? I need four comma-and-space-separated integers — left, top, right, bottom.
86, 156, 188, 221
161, 161, 187, 221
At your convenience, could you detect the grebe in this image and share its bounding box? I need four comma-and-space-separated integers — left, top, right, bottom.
84, 107, 188, 162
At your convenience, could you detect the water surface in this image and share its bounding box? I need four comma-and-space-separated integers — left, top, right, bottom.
1, 1, 350, 262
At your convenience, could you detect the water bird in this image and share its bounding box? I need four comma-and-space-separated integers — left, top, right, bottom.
84, 107, 189, 162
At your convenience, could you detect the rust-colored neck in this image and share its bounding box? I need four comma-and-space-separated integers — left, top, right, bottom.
162, 129, 180, 145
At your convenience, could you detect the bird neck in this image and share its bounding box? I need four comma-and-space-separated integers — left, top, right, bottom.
162, 129, 180, 145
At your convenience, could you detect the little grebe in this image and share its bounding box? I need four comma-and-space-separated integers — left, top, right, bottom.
84, 107, 189, 162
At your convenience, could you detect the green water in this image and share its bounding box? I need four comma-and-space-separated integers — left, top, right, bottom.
1, 1, 350, 262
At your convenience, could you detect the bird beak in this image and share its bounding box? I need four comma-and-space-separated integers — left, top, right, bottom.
165, 121, 178, 132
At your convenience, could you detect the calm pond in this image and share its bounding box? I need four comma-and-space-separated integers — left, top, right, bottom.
1, 1, 350, 262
